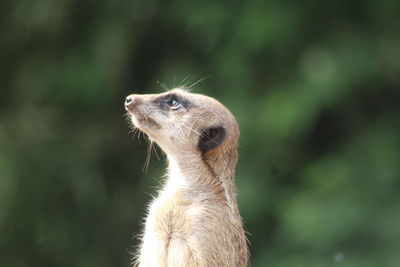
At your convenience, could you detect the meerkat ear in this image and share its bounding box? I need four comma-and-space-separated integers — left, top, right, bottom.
198, 126, 226, 152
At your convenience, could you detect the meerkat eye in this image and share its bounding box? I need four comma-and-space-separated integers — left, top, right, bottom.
166, 98, 182, 110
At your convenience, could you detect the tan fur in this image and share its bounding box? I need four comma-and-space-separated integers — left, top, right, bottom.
125, 89, 248, 267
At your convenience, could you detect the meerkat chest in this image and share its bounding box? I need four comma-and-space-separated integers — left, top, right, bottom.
143, 180, 211, 243
139, 187, 193, 265
145, 186, 190, 233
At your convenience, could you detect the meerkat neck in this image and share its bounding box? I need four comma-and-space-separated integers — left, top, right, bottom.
165, 151, 239, 210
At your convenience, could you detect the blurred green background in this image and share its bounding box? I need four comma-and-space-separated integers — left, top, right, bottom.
1, 0, 400, 266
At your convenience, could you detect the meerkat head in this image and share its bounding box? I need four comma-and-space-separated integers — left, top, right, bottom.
124, 88, 239, 158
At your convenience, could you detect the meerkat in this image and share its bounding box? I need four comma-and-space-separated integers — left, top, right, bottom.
124, 88, 248, 267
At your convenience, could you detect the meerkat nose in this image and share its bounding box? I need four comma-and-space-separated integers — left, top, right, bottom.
125, 96, 134, 105
125, 95, 135, 111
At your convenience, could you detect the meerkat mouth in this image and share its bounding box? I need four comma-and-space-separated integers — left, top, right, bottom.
128, 112, 161, 130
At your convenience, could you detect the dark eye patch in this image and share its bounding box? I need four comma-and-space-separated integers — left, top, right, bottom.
153, 93, 192, 111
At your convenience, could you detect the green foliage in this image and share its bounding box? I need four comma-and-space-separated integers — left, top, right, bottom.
0, 0, 399, 266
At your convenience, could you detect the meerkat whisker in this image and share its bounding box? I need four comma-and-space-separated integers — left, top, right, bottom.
186, 76, 211, 91
156, 81, 169, 92
142, 141, 153, 173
